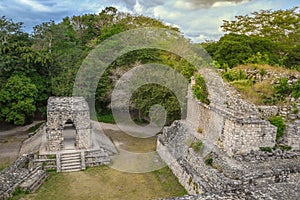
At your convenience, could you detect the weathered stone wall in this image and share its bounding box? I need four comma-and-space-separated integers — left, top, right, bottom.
0, 155, 47, 200
85, 149, 111, 167
286, 121, 300, 150
159, 69, 300, 200
157, 120, 300, 198
222, 119, 276, 155
187, 86, 276, 155
46, 97, 92, 151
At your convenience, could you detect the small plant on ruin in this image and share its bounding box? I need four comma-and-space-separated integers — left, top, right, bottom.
269, 116, 286, 140
191, 140, 204, 152
197, 128, 203, 134
192, 74, 210, 105
275, 144, 292, 151
259, 147, 273, 153
204, 154, 213, 166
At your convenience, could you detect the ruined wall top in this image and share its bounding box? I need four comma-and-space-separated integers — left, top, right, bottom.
47, 97, 89, 112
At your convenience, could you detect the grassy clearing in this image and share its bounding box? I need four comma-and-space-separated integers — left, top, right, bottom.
24, 166, 187, 200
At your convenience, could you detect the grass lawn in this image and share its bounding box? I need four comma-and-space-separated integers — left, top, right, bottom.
24, 166, 187, 200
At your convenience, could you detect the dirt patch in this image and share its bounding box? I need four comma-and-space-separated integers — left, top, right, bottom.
0, 121, 43, 167
103, 129, 157, 153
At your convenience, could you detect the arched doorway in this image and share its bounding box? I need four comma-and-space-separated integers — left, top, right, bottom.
62, 119, 77, 150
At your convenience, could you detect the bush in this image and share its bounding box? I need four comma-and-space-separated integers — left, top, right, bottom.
291, 78, 300, 99
259, 147, 273, 152
222, 69, 247, 82
269, 116, 285, 140
191, 140, 204, 152
192, 74, 210, 104
204, 156, 213, 166
274, 77, 291, 101
275, 144, 292, 151
97, 114, 115, 124
197, 128, 203, 134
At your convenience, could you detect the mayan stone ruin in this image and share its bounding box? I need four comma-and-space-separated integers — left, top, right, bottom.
158, 69, 300, 199
46, 97, 92, 151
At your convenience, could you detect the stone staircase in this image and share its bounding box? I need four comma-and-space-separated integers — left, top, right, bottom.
60, 152, 84, 172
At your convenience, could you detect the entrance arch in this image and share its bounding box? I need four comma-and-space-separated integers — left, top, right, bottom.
46, 97, 92, 152
62, 119, 77, 150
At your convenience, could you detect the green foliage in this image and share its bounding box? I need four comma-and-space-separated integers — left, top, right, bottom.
245, 52, 270, 65
27, 122, 44, 133
272, 77, 300, 101
222, 69, 247, 82
131, 84, 182, 125
204, 34, 281, 68
274, 78, 291, 100
291, 78, 300, 98
221, 7, 300, 43
259, 147, 273, 153
97, 114, 115, 124
204, 156, 213, 166
0, 75, 37, 125
191, 140, 204, 152
192, 74, 210, 104
205, 7, 300, 69
275, 144, 292, 151
11, 186, 30, 199
269, 116, 286, 140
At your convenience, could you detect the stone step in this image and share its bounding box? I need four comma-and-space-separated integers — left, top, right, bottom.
61, 165, 82, 172
61, 162, 81, 168
61, 159, 81, 164
61, 153, 81, 159
61, 156, 81, 161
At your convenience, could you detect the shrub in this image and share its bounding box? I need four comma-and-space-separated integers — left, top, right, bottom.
269, 116, 285, 140
192, 74, 210, 104
197, 128, 203, 134
291, 78, 300, 99
274, 77, 291, 101
97, 114, 115, 124
204, 156, 213, 166
191, 140, 204, 152
275, 144, 292, 151
222, 69, 247, 82
259, 147, 273, 152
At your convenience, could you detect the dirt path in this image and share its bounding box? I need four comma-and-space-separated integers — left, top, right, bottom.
0, 121, 43, 169
0, 121, 43, 137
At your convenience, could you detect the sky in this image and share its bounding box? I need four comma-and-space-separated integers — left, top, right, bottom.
0, 0, 299, 42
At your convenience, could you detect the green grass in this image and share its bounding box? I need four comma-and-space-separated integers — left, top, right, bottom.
269, 116, 286, 140
97, 114, 115, 124
27, 122, 44, 133
24, 166, 187, 200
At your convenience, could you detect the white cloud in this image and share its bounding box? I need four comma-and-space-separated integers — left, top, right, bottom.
133, 0, 143, 14
1, 0, 299, 42
18, 0, 51, 12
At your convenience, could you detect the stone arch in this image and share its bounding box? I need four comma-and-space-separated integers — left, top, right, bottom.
62, 119, 77, 149
46, 97, 92, 152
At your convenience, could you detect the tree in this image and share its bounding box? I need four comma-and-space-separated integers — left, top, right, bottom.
0, 75, 38, 125
205, 34, 281, 67
221, 7, 300, 43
